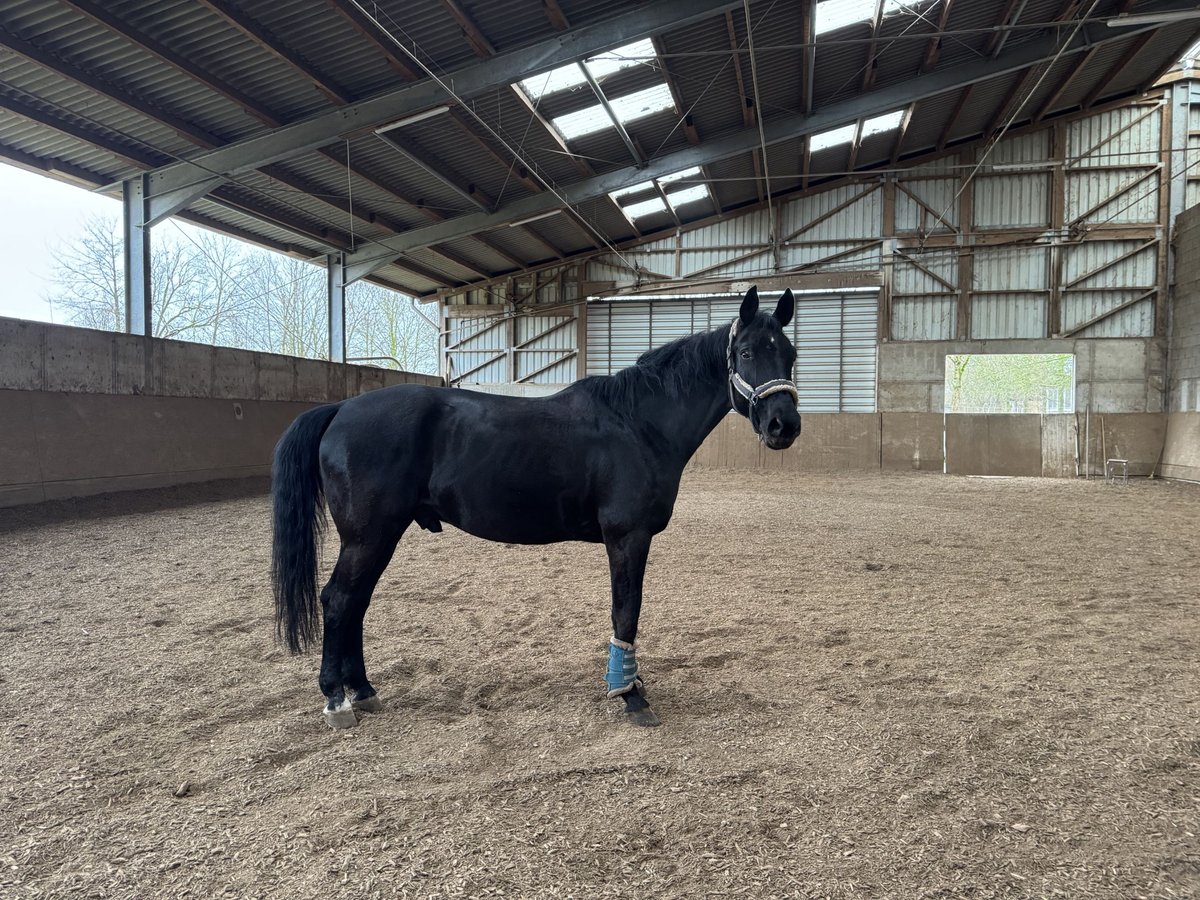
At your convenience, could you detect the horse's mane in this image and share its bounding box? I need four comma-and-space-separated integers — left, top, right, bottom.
572, 325, 729, 411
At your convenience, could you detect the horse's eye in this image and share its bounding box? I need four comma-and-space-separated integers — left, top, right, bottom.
740, 350, 752, 360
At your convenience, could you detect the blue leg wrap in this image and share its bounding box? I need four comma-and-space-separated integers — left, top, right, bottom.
605, 637, 642, 698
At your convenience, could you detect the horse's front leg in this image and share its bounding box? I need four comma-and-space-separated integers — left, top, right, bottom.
603, 529, 661, 727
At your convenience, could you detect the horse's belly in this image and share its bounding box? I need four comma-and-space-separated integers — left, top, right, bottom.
428, 476, 601, 545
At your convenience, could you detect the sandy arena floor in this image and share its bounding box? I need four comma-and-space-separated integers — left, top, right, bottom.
1, 469, 1198, 899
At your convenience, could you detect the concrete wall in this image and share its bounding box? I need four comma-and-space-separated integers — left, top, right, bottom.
691, 411, 1163, 478
878, 338, 1165, 415
1164, 206, 1200, 480
0, 318, 442, 506
875, 337, 1165, 478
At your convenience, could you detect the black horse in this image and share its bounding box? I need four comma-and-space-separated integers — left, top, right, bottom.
271, 285, 801, 728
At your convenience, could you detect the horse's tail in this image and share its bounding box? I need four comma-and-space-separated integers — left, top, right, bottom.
271, 402, 341, 654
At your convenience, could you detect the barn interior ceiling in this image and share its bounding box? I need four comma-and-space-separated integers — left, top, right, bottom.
2, 0, 1199, 299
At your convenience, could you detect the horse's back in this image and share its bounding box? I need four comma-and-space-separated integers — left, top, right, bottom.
316, 384, 628, 543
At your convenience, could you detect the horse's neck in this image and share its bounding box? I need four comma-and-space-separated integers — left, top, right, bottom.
642, 332, 732, 463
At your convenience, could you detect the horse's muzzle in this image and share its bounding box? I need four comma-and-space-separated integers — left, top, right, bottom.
758, 402, 801, 451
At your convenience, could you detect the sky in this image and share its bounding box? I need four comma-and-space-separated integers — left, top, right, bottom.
0, 162, 121, 324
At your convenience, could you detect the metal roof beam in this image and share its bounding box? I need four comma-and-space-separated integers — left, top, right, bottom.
324, 0, 422, 79
337, 4, 1191, 282
142, 0, 742, 201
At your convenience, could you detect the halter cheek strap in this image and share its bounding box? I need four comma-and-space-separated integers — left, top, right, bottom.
726, 319, 800, 415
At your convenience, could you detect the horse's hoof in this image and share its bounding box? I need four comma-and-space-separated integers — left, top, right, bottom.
627, 706, 662, 727
322, 698, 358, 729
351, 694, 384, 713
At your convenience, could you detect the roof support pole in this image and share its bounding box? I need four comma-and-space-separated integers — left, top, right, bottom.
328, 252, 348, 364
123, 175, 152, 337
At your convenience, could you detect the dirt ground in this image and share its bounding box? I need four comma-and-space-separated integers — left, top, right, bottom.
0, 469, 1197, 899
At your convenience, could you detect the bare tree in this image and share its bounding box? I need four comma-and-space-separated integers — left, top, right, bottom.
348, 282, 438, 373
46, 216, 123, 331
43, 214, 438, 374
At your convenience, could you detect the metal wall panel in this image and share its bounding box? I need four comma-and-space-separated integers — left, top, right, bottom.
514, 314, 576, 384
447, 316, 507, 384
892, 296, 956, 341
972, 174, 1050, 228
895, 178, 959, 233
585, 293, 878, 412
970, 294, 1046, 339
974, 246, 1050, 291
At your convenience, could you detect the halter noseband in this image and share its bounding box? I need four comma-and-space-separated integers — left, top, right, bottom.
726, 318, 800, 417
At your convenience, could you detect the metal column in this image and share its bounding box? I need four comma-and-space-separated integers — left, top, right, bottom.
327, 252, 347, 363
123, 175, 151, 335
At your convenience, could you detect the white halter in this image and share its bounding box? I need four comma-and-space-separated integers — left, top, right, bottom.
726, 318, 800, 415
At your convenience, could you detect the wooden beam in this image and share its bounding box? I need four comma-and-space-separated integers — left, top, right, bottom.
440, 0, 497, 58
880, 176, 896, 342
1049, 123, 1066, 336
1032, 45, 1100, 122
956, 149, 973, 340
891, 103, 915, 165
542, 0, 570, 31
861, 0, 885, 93
986, 0, 1026, 59
847, 119, 865, 172
920, 0, 956, 74
938, 86, 972, 151
802, 0, 816, 115
725, 10, 764, 203
1082, 31, 1155, 108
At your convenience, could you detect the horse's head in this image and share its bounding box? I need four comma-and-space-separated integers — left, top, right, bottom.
727, 285, 802, 451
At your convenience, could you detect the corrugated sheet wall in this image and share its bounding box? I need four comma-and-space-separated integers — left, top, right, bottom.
586, 293, 878, 412
443, 92, 1187, 379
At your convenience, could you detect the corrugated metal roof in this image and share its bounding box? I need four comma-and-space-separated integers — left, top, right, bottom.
1, 0, 1198, 300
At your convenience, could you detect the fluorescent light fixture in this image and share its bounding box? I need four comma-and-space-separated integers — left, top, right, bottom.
374, 106, 450, 134
1107, 10, 1200, 26
508, 210, 561, 227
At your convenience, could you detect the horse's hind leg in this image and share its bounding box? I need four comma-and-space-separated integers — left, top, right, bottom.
318, 532, 402, 729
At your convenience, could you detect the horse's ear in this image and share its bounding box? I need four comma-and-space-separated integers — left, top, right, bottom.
739, 285, 759, 325
773, 288, 794, 327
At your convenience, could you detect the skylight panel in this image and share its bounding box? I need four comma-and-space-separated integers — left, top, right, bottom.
609, 84, 674, 125
659, 166, 702, 185
587, 38, 656, 80
810, 123, 857, 152
520, 38, 656, 100
520, 64, 586, 101
552, 103, 613, 140
815, 0, 922, 36
610, 180, 656, 200
862, 109, 904, 138
552, 83, 673, 140
666, 184, 710, 210
622, 196, 669, 219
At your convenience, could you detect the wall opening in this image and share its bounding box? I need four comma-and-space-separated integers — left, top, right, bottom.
944, 354, 1075, 414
